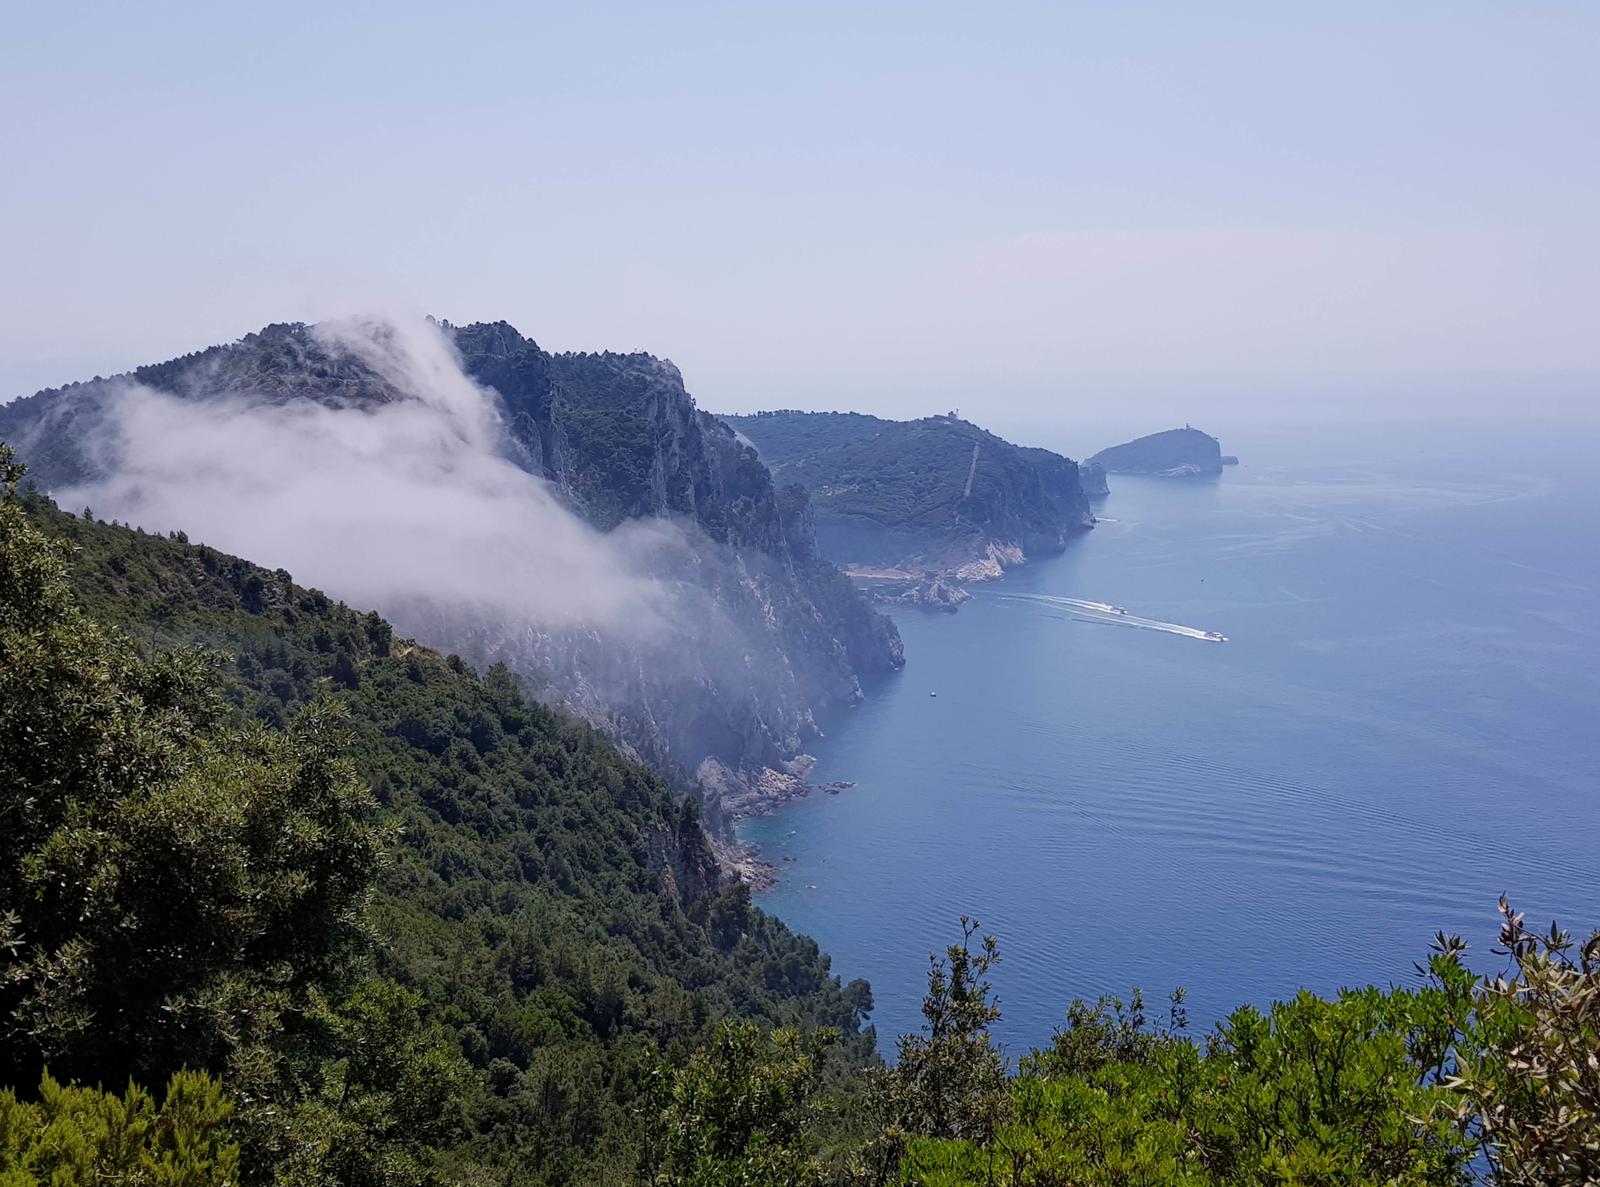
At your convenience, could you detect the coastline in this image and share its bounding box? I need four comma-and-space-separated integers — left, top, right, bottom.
699, 755, 857, 888
732, 541, 1064, 888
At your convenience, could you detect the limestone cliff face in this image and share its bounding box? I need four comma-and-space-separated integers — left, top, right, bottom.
448, 329, 903, 815
866, 572, 973, 613
0, 319, 904, 829
642, 814, 723, 903
1078, 460, 1110, 497
721, 411, 1095, 580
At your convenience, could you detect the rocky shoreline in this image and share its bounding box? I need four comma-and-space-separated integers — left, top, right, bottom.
845, 540, 1028, 615
697, 755, 857, 888
711, 836, 780, 891
863, 571, 973, 613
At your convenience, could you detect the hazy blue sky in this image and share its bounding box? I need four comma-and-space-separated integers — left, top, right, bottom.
3, 2, 1596, 424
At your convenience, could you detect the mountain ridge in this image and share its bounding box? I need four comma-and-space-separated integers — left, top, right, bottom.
0, 318, 904, 829
718, 409, 1094, 581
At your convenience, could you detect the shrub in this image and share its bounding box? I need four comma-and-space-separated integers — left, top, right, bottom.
0, 1070, 239, 1186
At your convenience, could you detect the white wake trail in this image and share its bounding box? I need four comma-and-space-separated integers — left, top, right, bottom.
1001, 593, 1227, 642
1052, 596, 1126, 615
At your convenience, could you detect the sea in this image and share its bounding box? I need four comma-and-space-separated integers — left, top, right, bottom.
740, 414, 1600, 1055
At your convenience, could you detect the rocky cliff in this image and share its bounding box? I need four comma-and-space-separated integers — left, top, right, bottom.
0, 320, 904, 829
1078, 459, 1110, 496
720, 410, 1094, 580
1088, 426, 1228, 477
865, 571, 973, 613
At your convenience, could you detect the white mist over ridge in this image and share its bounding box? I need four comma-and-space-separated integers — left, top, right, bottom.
60, 314, 678, 635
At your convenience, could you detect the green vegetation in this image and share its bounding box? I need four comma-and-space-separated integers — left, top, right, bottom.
721, 411, 1091, 570
1, 442, 873, 1185
724, 412, 1026, 530
556, 403, 661, 529
654, 913, 1596, 1186
0, 1070, 239, 1186
905, 910, 1596, 1186
904, 975, 1476, 1184
4, 438, 1596, 1185
723, 411, 889, 469
1086, 426, 1225, 477
1448, 902, 1600, 1186
1, 321, 908, 813
654, 1021, 842, 1187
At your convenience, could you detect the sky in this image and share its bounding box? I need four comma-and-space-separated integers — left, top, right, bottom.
3, 1, 1597, 427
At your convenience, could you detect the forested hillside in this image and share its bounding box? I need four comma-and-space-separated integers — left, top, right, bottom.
721, 411, 1093, 579
0, 319, 904, 824
1, 445, 874, 1185
4, 441, 1596, 1187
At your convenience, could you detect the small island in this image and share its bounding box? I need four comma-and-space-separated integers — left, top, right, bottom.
1088, 426, 1232, 478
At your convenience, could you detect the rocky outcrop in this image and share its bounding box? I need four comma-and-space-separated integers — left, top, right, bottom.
867, 571, 973, 613
449, 331, 904, 814
950, 541, 1026, 582
0, 319, 905, 834
696, 754, 857, 823
1078, 460, 1110, 496
1088, 426, 1228, 477
720, 411, 1094, 580
642, 816, 724, 903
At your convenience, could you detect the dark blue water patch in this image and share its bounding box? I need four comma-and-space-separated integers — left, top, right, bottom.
742, 420, 1600, 1058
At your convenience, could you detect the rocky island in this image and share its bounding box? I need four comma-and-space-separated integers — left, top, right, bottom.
719, 410, 1094, 584
1088, 425, 1232, 478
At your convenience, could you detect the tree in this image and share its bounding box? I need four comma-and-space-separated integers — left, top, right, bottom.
882, 917, 1010, 1145
263, 980, 470, 1187
0, 1069, 239, 1186
331, 648, 362, 689
1448, 897, 1600, 1186
654, 1020, 839, 1187
0, 443, 382, 1093
890, 917, 1484, 1186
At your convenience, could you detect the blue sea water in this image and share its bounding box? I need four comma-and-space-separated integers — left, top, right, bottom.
741, 417, 1600, 1056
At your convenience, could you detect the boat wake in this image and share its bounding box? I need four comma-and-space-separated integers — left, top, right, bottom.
1002, 593, 1228, 642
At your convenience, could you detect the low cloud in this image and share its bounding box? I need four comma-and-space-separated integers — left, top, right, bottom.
60, 315, 677, 636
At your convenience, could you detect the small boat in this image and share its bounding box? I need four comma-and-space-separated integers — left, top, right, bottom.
1204, 631, 1228, 642
929, 691, 938, 697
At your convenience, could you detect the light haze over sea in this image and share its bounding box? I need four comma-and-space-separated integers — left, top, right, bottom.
742, 413, 1600, 1053
3, 0, 1597, 1066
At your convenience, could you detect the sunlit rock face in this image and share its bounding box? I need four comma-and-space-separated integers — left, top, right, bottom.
0, 317, 904, 831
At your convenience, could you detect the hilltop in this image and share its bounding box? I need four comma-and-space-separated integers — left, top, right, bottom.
0, 319, 904, 824
1087, 426, 1234, 478
720, 410, 1094, 581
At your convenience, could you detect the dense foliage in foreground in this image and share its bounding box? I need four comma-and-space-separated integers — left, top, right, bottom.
0, 1071, 239, 1186
1, 443, 872, 1185
3, 441, 1596, 1185
656, 910, 1597, 1187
